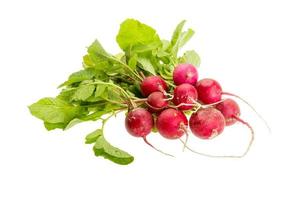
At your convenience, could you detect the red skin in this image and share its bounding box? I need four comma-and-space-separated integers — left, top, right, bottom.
156, 108, 188, 139
189, 108, 225, 139
196, 78, 222, 104
140, 76, 168, 97
173, 83, 198, 110
173, 64, 198, 85
147, 91, 168, 112
215, 98, 240, 126
125, 108, 153, 137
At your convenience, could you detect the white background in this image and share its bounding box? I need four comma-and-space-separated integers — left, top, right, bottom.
1, 0, 299, 199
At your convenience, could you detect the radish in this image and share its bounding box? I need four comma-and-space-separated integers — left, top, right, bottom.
189, 107, 225, 139
146, 91, 169, 112
140, 76, 168, 97
215, 98, 254, 156
196, 78, 222, 104
181, 101, 255, 158
125, 108, 173, 157
125, 108, 153, 137
215, 98, 240, 126
173, 64, 198, 85
221, 92, 271, 132
173, 83, 198, 110
185, 100, 255, 157
156, 108, 188, 139
196, 78, 271, 132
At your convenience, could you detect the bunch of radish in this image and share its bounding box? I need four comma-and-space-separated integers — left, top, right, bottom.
29, 19, 270, 164
125, 63, 264, 157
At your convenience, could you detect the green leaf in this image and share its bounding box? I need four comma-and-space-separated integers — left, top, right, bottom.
85, 129, 103, 144
157, 49, 170, 58
170, 20, 186, 47
169, 20, 194, 57
180, 50, 201, 66
44, 122, 66, 130
95, 84, 108, 99
93, 134, 134, 165
59, 69, 96, 87
87, 40, 126, 75
116, 19, 161, 51
178, 29, 194, 48
71, 84, 95, 101
131, 41, 161, 53
64, 118, 83, 130
81, 110, 108, 121
87, 40, 113, 70
83, 55, 95, 68
128, 54, 138, 70
64, 110, 113, 130
56, 88, 76, 102
88, 40, 111, 59
137, 56, 156, 75
29, 97, 83, 124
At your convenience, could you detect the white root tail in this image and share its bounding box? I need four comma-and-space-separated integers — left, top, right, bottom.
180, 116, 254, 158
180, 125, 189, 152
143, 137, 175, 157
179, 138, 244, 158
222, 92, 271, 133
233, 115, 255, 157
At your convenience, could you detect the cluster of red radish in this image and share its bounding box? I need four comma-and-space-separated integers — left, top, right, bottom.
125, 63, 258, 157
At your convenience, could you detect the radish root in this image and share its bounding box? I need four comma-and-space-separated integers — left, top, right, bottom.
180, 125, 189, 152
180, 116, 254, 158
143, 137, 175, 157
222, 92, 271, 133
233, 115, 255, 157
179, 138, 243, 158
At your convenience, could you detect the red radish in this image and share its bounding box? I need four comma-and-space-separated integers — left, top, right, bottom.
215, 98, 255, 157
173, 83, 198, 110
173, 63, 198, 85
196, 78, 270, 132
125, 108, 173, 157
184, 99, 255, 157
215, 98, 240, 126
156, 108, 188, 139
189, 107, 225, 139
140, 76, 168, 97
222, 92, 271, 132
147, 91, 168, 112
125, 108, 153, 137
196, 78, 222, 104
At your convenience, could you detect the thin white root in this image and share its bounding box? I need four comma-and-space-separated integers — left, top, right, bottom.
180, 116, 254, 158
163, 91, 174, 99
222, 92, 271, 134
170, 103, 196, 109
179, 138, 243, 158
189, 99, 226, 112
180, 126, 189, 152
145, 102, 163, 110
233, 115, 255, 157
143, 137, 175, 157
165, 97, 173, 101
201, 99, 227, 108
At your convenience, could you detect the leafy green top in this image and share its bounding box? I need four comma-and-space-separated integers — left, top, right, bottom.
28, 18, 200, 165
